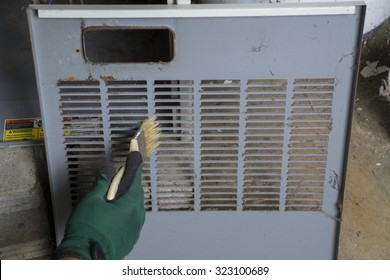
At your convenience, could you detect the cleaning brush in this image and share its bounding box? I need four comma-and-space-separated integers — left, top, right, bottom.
106, 116, 161, 201
130, 116, 161, 158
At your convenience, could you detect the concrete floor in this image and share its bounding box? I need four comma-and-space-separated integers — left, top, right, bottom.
1, 19, 389, 260
338, 19, 390, 259
338, 83, 390, 259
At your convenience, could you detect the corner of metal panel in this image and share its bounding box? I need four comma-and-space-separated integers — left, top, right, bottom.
334, 3, 366, 260
26, 3, 74, 247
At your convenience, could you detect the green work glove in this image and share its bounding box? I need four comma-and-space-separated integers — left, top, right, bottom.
54, 151, 146, 260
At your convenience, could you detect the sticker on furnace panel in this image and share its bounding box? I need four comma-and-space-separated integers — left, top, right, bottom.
3, 118, 44, 142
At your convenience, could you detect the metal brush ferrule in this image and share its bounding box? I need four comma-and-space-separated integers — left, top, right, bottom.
133, 129, 142, 140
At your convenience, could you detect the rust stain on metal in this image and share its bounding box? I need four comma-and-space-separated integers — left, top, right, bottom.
80, 19, 85, 29
57, 76, 99, 86
63, 75, 77, 81
100, 76, 115, 83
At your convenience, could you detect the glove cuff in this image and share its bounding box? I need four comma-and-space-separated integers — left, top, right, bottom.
54, 223, 114, 260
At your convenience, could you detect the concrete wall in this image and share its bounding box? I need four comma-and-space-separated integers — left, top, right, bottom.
0, 145, 54, 259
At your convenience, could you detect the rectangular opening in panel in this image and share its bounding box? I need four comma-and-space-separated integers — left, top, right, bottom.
83, 27, 174, 63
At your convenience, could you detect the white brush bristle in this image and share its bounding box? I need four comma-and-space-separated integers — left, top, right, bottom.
140, 116, 161, 156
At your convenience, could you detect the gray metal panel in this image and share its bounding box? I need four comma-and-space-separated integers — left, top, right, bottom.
27, 3, 365, 259
0, 1, 41, 142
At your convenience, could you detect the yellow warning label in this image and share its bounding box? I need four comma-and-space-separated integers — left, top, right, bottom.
64, 124, 71, 136
3, 118, 44, 142
38, 128, 44, 140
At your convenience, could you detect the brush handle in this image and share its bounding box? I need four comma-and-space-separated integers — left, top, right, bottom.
107, 152, 143, 201
107, 139, 140, 200
129, 139, 139, 152
106, 166, 124, 201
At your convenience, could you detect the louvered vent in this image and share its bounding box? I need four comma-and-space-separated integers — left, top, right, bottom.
286, 79, 335, 211
200, 80, 241, 211
106, 80, 151, 210
154, 80, 195, 211
243, 79, 287, 211
58, 77, 335, 212
58, 79, 104, 203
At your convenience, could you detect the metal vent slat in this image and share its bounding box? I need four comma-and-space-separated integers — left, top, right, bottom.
199, 79, 240, 211
243, 79, 288, 211
154, 80, 195, 211
106, 80, 152, 210
58, 80, 104, 204
57, 77, 337, 212
285, 78, 335, 212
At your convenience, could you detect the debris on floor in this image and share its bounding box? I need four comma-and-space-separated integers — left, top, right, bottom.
379, 70, 390, 102
338, 17, 390, 259
360, 60, 389, 78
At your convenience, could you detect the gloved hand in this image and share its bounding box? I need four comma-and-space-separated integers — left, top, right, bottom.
54, 151, 146, 260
